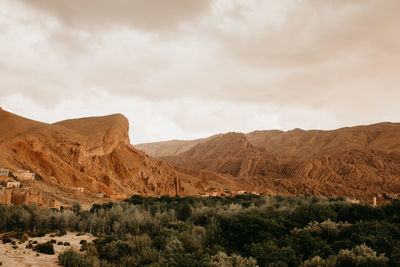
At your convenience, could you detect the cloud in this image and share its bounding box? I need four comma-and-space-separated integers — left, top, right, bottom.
16, 0, 212, 32
221, 0, 400, 66
1, 0, 400, 142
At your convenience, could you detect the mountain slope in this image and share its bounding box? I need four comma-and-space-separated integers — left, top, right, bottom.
0, 106, 46, 142
139, 123, 400, 199
0, 107, 181, 203
246, 122, 400, 159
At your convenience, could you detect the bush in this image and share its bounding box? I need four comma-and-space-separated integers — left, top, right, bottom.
64, 242, 71, 246
57, 241, 64, 245
34, 242, 55, 255
209, 252, 258, 267
50, 239, 57, 244
302, 244, 389, 267
57, 230, 67, 237
58, 249, 95, 267
21, 233, 29, 242
1, 237, 11, 244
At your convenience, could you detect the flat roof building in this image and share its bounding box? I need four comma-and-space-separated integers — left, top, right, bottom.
0, 168, 10, 177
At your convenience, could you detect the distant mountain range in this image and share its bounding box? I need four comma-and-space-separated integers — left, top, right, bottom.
2, 104, 400, 202
136, 122, 400, 199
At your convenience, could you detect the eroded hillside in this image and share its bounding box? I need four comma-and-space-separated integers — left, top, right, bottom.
0, 107, 181, 204
137, 124, 400, 199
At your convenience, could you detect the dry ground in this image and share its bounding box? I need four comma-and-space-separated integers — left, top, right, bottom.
0, 232, 94, 267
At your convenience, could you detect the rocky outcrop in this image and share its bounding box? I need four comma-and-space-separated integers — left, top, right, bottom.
0, 108, 181, 203
56, 114, 130, 156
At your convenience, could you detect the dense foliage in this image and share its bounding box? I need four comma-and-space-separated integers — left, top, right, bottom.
33, 241, 55, 255
1, 195, 400, 266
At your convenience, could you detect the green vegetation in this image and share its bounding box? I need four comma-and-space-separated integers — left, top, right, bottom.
34, 241, 55, 255
1, 195, 400, 266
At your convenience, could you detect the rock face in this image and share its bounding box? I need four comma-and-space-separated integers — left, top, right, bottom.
246, 122, 400, 159
56, 114, 130, 156
0, 108, 180, 203
138, 123, 400, 199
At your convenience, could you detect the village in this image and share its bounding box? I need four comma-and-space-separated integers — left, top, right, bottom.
0, 167, 64, 209
198, 186, 260, 198
0, 167, 131, 209
0, 166, 397, 209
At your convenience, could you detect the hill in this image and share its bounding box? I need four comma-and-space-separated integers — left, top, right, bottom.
0, 107, 181, 204
137, 123, 400, 199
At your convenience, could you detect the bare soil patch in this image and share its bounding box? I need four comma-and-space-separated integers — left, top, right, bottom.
0, 232, 94, 267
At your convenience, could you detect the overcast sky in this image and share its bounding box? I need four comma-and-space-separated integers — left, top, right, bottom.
1, 0, 399, 144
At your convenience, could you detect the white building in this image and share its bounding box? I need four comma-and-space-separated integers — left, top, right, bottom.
14, 170, 36, 181
0, 168, 10, 177
72, 187, 84, 193
6, 181, 20, 188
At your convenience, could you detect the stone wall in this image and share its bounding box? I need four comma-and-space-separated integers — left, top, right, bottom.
0, 188, 12, 205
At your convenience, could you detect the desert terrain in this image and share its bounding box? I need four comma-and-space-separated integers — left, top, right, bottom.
0, 232, 94, 267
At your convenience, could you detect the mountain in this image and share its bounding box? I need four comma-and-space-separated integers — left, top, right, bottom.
246, 122, 400, 159
137, 123, 400, 199
0, 107, 181, 204
135, 134, 221, 158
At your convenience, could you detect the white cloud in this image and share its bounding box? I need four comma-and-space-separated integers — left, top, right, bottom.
1, 0, 400, 143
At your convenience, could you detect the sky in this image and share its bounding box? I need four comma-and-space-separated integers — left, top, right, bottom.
0, 0, 399, 144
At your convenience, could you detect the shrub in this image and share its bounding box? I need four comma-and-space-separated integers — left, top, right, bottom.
302, 244, 389, 267
328, 244, 389, 266
58, 249, 95, 267
34, 242, 55, 255
57, 241, 64, 245
57, 230, 67, 236
209, 252, 258, 267
21, 233, 29, 242
64, 242, 71, 246
57, 230, 67, 237
2, 237, 11, 244
50, 239, 57, 244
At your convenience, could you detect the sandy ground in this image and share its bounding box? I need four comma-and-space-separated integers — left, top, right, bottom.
0, 232, 95, 267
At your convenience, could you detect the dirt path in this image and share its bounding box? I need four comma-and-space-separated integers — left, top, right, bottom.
0, 232, 94, 267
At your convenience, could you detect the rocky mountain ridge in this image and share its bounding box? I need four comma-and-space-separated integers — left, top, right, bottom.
137, 123, 400, 199
0, 107, 181, 204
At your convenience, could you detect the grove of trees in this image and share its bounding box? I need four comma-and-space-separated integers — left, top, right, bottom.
1, 194, 400, 266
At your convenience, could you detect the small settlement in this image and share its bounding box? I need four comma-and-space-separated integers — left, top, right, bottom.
198, 186, 260, 197
0, 167, 62, 209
